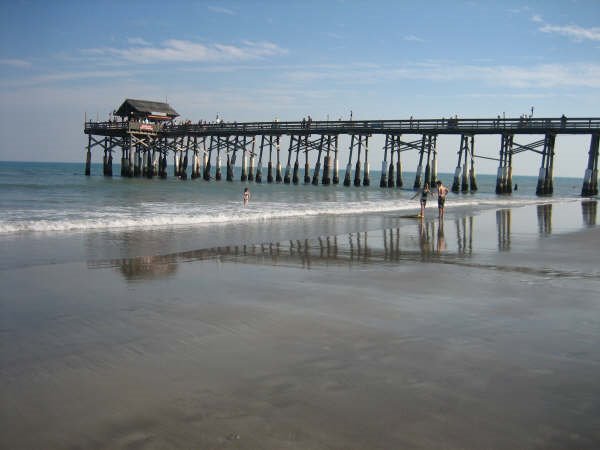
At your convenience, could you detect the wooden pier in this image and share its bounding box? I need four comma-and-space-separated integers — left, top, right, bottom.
84, 99, 600, 196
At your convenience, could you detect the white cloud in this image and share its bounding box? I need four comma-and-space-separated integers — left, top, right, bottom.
283, 61, 600, 89
84, 39, 287, 64
403, 35, 424, 42
0, 58, 32, 68
539, 23, 600, 42
531, 14, 543, 23
207, 5, 235, 15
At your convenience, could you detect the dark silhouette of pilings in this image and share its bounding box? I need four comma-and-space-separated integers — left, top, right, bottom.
284, 136, 293, 184
215, 138, 222, 181
343, 135, 354, 186
363, 136, 370, 186
275, 137, 282, 182
354, 136, 362, 187
380, 135, 389, 187
256, 135, 265, 183
332, 136, 339, 184
582, 133, 599, 196
413, 135, 426, 189
536, 133, 555, 195
495, 134, 513, 194
312, 135, 324, 185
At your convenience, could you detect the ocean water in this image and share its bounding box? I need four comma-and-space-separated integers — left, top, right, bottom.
0, 161, 585, 235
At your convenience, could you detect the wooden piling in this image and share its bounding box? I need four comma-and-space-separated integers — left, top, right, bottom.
582, 133, 599, 196
413, 135, 426, 189
380, 135, 389, 187
344, 135, 354, 187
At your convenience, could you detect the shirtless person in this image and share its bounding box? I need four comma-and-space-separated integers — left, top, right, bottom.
436, 180, 449, 220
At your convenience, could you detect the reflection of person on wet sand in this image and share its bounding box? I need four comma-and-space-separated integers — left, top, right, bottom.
436, 222, 446, 254
243, 187, 250, 206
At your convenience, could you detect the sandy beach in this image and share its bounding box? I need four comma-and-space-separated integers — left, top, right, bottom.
1, 200, 600, 449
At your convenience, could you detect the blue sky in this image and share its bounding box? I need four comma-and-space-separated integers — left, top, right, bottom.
1, 0, 599, 176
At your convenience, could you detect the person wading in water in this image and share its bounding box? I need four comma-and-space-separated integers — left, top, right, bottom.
411, 182, 431, 219
436, 180, 449, 221
243, 187, 251, 206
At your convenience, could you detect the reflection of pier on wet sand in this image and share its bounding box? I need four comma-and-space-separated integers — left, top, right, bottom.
89, 200, 599, 281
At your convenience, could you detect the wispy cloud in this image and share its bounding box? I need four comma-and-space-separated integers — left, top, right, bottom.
207, 5, 235, 15
0, 58, 32, 68
403, 35, 424, 43
284, 61, 600, 89
531, 14, 543, 23
2, 70, 134, 88
84, 39, 287, 64
539, 23, 600, 42
127, 37, 151, 46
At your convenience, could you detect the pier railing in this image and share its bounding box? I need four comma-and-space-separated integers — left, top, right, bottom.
86, 117, 600, 137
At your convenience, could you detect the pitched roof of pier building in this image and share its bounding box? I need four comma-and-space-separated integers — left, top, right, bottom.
115, 99, 179, 120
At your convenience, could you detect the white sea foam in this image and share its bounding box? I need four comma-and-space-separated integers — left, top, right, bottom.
0, 195, 574, 235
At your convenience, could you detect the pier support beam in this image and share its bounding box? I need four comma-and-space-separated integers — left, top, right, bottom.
248, 137, 256, 182
354, 136, 362, 187
413, 135, 426, 189
380, 135, 389, 187
304, 136, 311, 184
180, 145, 188, 180
133, 145, 139, 177
396, 139, 403, 188
430, 135, 438, 185
215, 138, 222, 181
292, 136, 301, 184
256, 135, 265, 183
495, 134, 513, 194
204, 136, 213, 181
332, 136, 339, 184
241, 137, 248, 182
284, 136, 293, 184
536, 133, 555, 196
275, 137, 282, 183
85, 135, 92, 176
312, 135, 325, 185
461, 138, 469, 192
423, 135, 433, 187
469, 135, 478, 191
344, 135, 355, 187
452, 135, 465, 193
160, 151, 167, 179
322, 135, 332, 185
363, 136, 370, 186
582, 133, 599, 197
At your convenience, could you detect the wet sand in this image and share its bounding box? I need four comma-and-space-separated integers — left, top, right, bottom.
1, 202, 600, 449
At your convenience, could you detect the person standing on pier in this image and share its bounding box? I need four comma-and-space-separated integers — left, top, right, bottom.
243, 187, 251, 207
436, 180, 449, 221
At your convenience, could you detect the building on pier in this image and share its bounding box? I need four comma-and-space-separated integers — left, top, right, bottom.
84, 99, 600, 197
114, 99, 179, 123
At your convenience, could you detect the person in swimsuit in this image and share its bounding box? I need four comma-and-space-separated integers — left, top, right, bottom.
243, 187, 250, 206
411, 183, 430, 219
436, 180, 449, 220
